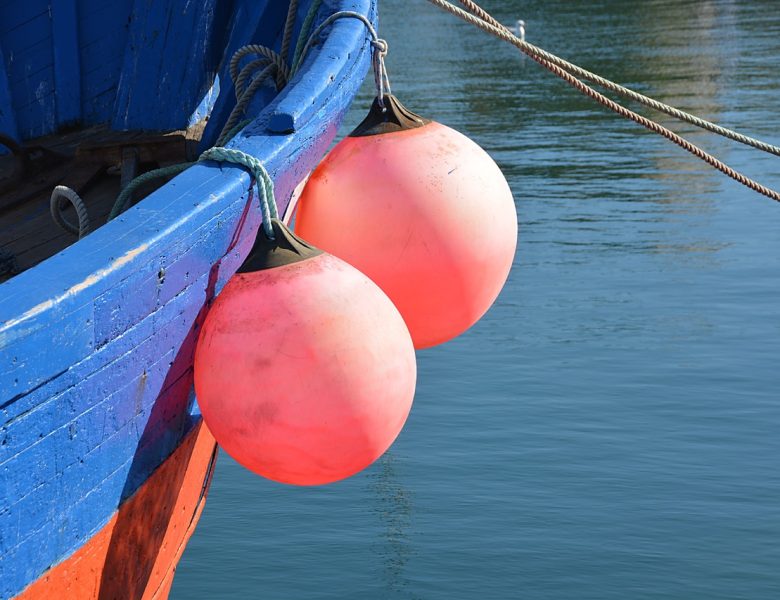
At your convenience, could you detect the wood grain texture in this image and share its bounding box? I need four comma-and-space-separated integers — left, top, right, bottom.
0, 2, 56, 139
0, 127, 196, 282
112, 0, 209, 131
0, 43, 19, 141
51, 0, 82, 127
77, 0, 134, 125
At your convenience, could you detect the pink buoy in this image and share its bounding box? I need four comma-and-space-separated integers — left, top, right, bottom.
294, 95, 518, 349
194, 220, 416, 486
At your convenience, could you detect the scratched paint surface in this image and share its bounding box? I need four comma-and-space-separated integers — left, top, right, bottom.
14, 422, 216, 600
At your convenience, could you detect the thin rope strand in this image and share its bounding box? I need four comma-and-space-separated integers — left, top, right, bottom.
109, 163, 192, 220
291, 0, 324, 73
292, 10, 389, 104
371, 38, 390, 106
428, 0, 780, 158
105, 3, 315, 232
234, 58, 273, 98
280, 0, 300, 63
425, 0, 780, 203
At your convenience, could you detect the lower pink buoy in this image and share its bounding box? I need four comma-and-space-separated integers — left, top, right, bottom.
194, 219, 416, 486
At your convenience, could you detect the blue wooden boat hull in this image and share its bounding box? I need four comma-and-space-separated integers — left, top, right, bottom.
0, 1, 375, 597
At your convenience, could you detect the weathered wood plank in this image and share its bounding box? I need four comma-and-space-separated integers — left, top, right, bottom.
111, 0, 221, 132
0, 302, 95, 399
0, 197, 238, 421
51, 0, 82, 127
0, 44, 19, 142
0, 268, 210, 439
0, 174, 114, 279
2, 350, 177, 532
0, 3, 47, 37
1, 286, 206, 575
0, 126, 197, 282
77, 0, 134, 124
0, 291, 208, 569
10, 76, 56, 139
0, 2, 56, 139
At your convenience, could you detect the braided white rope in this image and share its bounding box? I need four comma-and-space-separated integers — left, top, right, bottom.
51, 185, 91, 239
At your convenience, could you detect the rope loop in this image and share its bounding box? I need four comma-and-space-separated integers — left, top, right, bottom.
371, 38, 388, 54
199, 147, 278, 240
108, 37, 287, 222
217, 63, 279, 146
292, 10, 391, 106
234, 59, 273, 99
371, 38, 391, 107
229, 45, 290, 92
51, 185, 91, 239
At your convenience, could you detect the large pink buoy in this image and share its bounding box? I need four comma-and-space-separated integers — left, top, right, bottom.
194, 220, 416, 486
294, 95, 518, 349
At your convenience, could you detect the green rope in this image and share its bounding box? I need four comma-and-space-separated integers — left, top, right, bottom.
110, 148, 277, 238
109, 163, 192, 221
291, 0, 323, 74
220, 119, 253, 146
53, 3, 381, 241
200, 147, 278, 239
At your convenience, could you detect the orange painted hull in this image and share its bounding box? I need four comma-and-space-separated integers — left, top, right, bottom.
15, 422, 217, 600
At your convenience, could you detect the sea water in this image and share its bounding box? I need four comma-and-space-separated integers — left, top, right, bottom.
172, 1, 780, 597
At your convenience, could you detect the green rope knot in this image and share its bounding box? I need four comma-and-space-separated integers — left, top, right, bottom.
108, 147, 278, 240
199, 147, 278, 239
